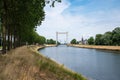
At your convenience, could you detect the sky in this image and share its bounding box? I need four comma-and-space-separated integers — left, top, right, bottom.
37, 0, 120, 43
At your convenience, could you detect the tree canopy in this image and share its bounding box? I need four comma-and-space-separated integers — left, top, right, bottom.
70, 39, 77, 44
46, 39, 56, 44
112, 27, 120, 45
88, 27, 120, 46
88, 37, 94, 45
0, 0, 61, 53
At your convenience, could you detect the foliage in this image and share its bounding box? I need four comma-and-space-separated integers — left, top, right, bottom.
46, 39, 56, 44
21, 31, 46, 45
101, 31, 112, 45
70, 39, 77, 44
46, 39, 61, 44
45, 0, 61, 7
112, 27, 120, 45
90, 27, 120, 46
88, 37, 94, 45
94, 34, 103, 45
0, 0, 61, 53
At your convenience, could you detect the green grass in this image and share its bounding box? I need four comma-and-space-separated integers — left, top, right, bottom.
33, 49, 87, 80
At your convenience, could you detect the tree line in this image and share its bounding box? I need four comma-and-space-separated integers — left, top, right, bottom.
88, 27, 120, 46
0, 0, 61, 53
70, 39, 79, 44
46, 39, 60, 44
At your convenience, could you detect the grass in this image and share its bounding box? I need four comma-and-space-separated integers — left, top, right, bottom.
32, 46, 86, 80
0, 46, 86, 80
70, 44, 120, 51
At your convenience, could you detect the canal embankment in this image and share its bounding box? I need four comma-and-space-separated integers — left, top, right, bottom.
69, 44, 120, 51
0, 45, 86, 80
44, 44, 57, 47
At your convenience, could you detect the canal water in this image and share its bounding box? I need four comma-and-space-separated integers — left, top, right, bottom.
39, 45, 120, 80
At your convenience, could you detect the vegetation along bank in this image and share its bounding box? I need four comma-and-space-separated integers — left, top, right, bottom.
0, 45, 86, 80
69, 44, 120, 51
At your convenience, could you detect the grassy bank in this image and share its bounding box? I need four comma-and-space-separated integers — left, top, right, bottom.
69, 44, 120, 51
44, 44, 57, 47
0, 45, 86, 80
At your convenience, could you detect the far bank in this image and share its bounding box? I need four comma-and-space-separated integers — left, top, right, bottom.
69, 44, 120, 51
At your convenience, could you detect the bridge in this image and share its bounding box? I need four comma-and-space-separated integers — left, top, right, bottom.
56, 32, 68, 45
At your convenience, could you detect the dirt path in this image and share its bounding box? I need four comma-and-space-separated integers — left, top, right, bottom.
0, 46, 42, 80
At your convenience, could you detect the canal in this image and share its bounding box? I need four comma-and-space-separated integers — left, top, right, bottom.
39, 45, 120, 80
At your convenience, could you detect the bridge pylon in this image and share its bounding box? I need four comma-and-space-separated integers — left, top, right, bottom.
56, 32, 68, 45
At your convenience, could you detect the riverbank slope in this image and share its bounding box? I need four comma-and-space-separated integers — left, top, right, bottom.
69, 44, 120, 51
44, 44, 57, 47
0, 45, 86, 80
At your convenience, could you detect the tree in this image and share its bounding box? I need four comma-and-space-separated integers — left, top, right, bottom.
70, 39, 77, 44
95, 34, 103, 45
45, 0, 61, 7
88, 37, 94, 45
0, 18, 1, 46
0, 0, 61, 53
21, 30, 46, 45
88, 27, 120, 46
112, 27, 120, 45
46, 39, 56, 44
101, 31, 112, 45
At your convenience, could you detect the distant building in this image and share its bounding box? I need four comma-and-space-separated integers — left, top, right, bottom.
79, 37, 88, 45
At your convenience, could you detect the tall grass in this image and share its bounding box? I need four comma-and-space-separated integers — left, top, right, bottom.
33, 49, 86, 80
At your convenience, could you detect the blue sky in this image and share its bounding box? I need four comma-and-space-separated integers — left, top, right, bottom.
37, 0, 120, 43
66, 0, 120, 14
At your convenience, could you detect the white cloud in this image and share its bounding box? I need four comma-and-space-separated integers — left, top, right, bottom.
37, 0, 120, 43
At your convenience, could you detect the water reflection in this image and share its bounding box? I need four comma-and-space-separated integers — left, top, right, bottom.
39, 45, 120, 80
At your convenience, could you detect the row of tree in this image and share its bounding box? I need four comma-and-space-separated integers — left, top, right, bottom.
46, 39, 60, 44
0, 0, 61, 53
46, 39, 56, 44
88, 27, 120, 46
22, 31, 46, 45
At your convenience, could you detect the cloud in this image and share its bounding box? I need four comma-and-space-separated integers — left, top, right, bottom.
37, 0, 120, 42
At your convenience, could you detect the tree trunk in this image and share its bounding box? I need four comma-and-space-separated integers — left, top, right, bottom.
7, 24, 10, 51
13, 25, 16, 49
10, 27, 13, 49
2, 0, 8, 53
2, 19, 6, 53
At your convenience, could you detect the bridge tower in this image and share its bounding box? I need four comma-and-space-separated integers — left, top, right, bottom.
56, 32, 68, 45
